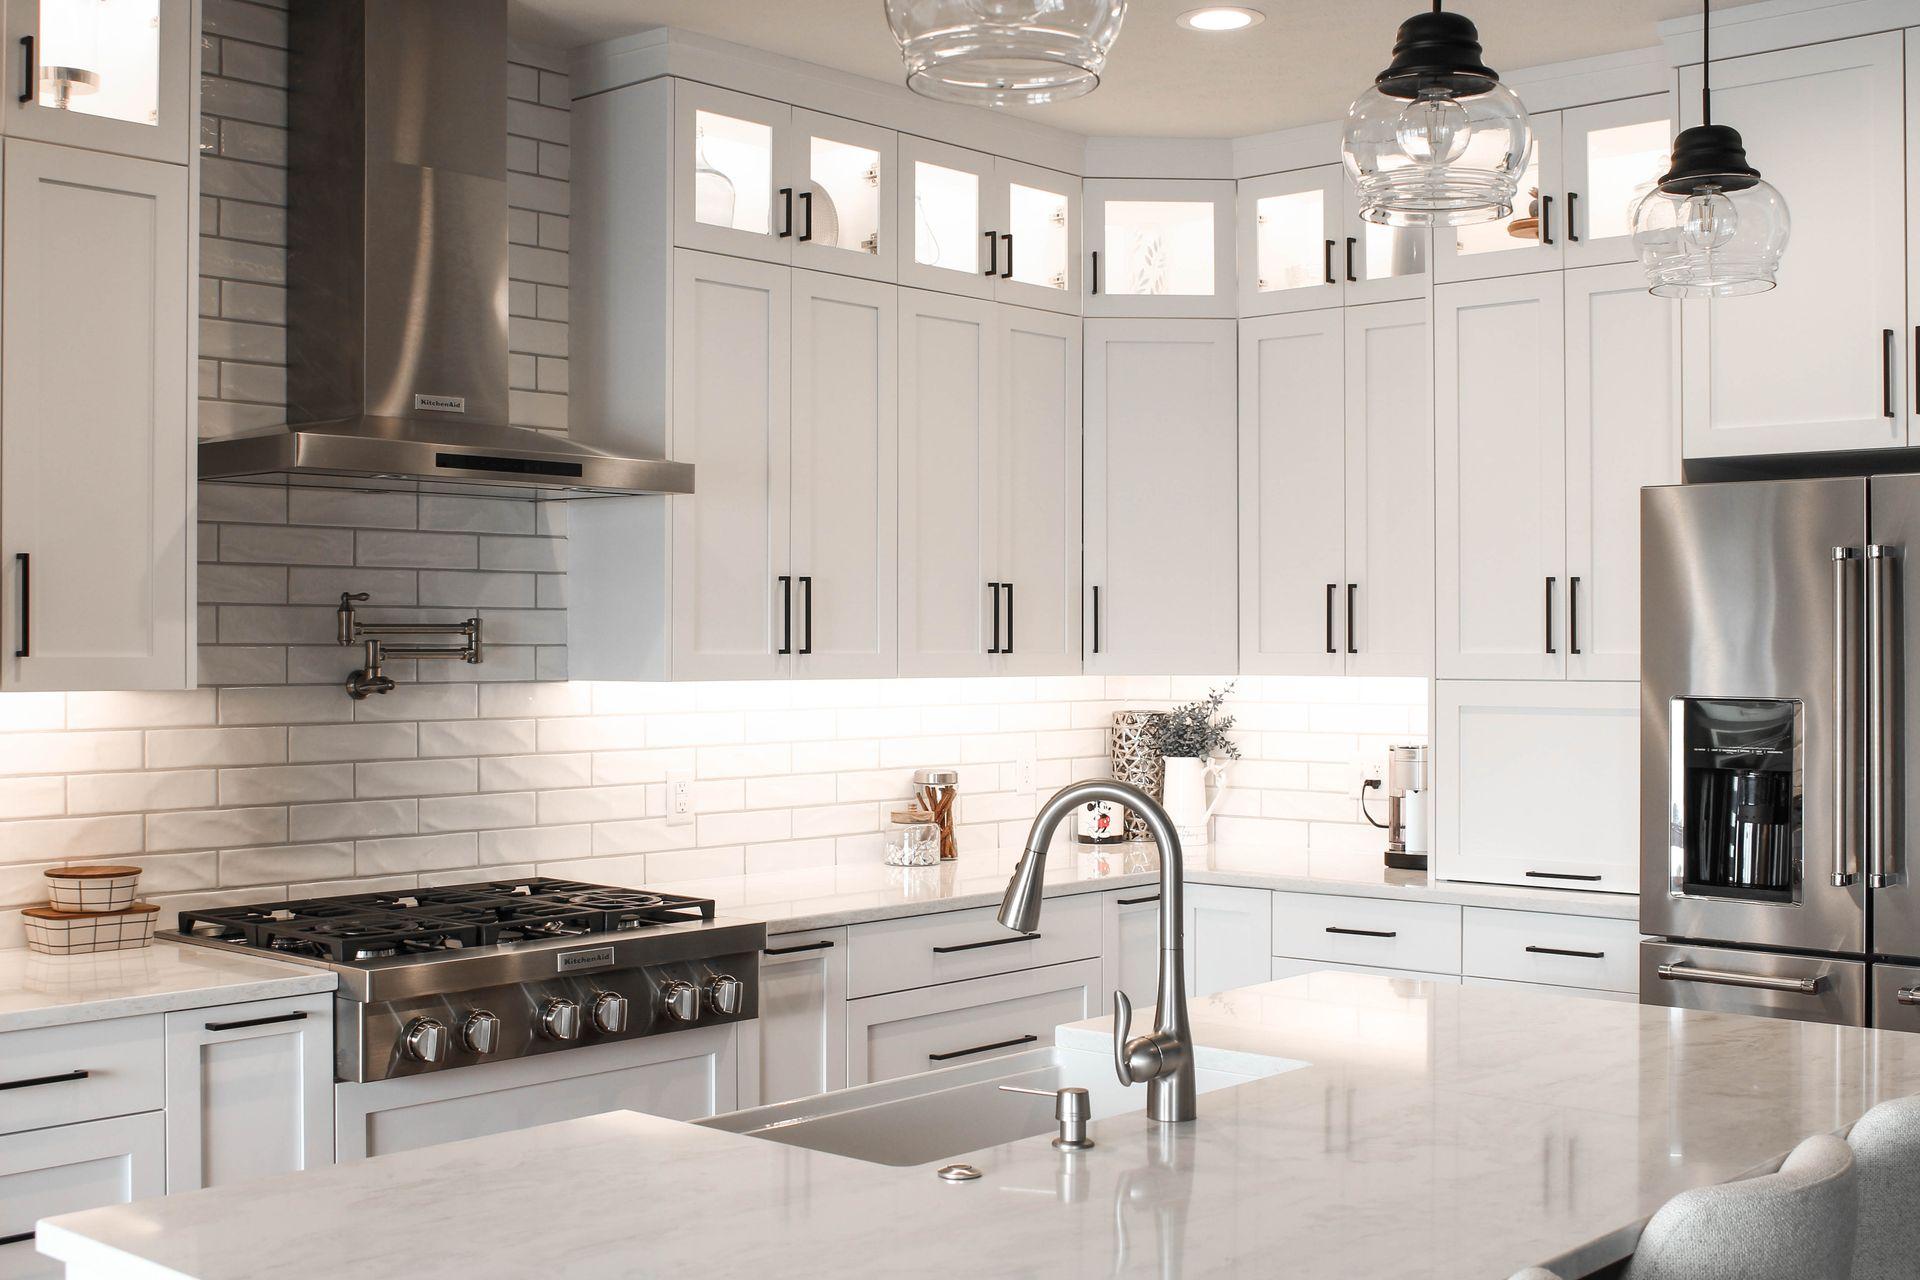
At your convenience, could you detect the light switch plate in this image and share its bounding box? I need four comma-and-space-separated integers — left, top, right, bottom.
667, 769, 694, 825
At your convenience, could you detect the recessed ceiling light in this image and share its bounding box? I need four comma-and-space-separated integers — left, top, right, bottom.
1176, 6, 1265, 32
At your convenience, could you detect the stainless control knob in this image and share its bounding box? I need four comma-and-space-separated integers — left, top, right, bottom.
706, 974, 745, 1016
539, 997, 582, 1041
403, 1017, 448, 1064
590, 990, 630, 1034
662, 979, 701, 1023
461, 1010, 500, 1055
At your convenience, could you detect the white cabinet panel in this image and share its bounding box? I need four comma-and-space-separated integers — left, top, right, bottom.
1239, 166, 1344, 317
1436, 274, 1567, 680
788, 109, 897, 282
669, 250, 792, 680
3, 0, 196, 165
993, 158, 1080, 313
1565, 263, 1680, 682
897, 135, 993, 297
1344, 298, 1433, 677
0, 1013, 162, 1137
0, 1111, 163, 1280
846, 894, 1102, 999
1184, 884, 1272, 997
1436, 111, 1565, 282
1085, 178, 1236, 318
1085, 319, 1238, 674
847, 959, 1101, 1086
2, 140, 190, 691
1435, 680, 1639, 892
674, 82, 791, 263
1561, 94, 1673, 270
738, 929, 848, 1109
1682, 34, 1907, 457
790, 270, 897, 678
1461, 908, 1639, 993
164, 993, 334, 1192
1271, 892, 1461, 975
1103, 886, 1163, 1013
997, 306, 1082, 675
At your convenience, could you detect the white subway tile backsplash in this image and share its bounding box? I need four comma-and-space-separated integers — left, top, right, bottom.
69, 770, 218, 815
146, 726, 287, 769
355, 758, 478, 799
148, 805, 288, 852
217, 764, 355, 806
418, 791, 535, 833
288, 722, 417, 763
289, 798, 417, 843
0, 814, 144, 862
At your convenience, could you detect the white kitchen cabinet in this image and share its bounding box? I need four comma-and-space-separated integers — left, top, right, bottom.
898, 134, 995, 297
1239, 165, 1429, 316
1682, 33, 1907, 458
1437, 112, 1564, 282
1560, 95, 1673, 270
993, 158, 1081, 313
1565, 262, 1681, 681
3, 0, 197, 165
1460, 907, 1638, 994
995, 305, 1082, 674
1271, 892, 1462, 975
846, 958, 1101, 1086
1102, 886, 1163, 1013
0, 1014, 162, 1137
1184, 884, 1273, 998
163, 993, 334, 1192
737, 929, 848, 1109
847, 894, 1102, 999
1085, 178, 1236, 318
790, 109, 898, 283
1435, 274, 1567, 680
2, 139, 191, 691
1434, 679, 1639, 892
1084, 319, 1238, 674
0, 1111, 164, 1280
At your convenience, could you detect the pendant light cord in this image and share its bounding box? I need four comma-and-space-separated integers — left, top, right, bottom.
1701, 0, 1712, 127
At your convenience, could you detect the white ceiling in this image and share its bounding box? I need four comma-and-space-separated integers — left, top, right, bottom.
506, 0, 1700, 138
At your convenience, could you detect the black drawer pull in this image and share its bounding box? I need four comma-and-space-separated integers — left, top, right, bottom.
205, 1010, 308, 1033
930, 1033, 1038, 1062
765, 939, 836, 956
1525, 870, 1602, 882
1325, 926, 1397, 939
1525, 945, 1605, 960
0, 1231, 33, 1248
932, 933, 1040, 955
1117, 893, 1161, 906
0, 1069, 88, 1092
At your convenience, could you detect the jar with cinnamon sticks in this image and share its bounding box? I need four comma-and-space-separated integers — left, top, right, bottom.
913, 768, 959, 861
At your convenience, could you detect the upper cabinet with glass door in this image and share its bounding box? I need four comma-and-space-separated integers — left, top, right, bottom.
5, 0, 196, 164
1085, 179, 1235, 318
674, 83, 899, 282
1238, 165, 1429, 315
897, 137, 1079, 313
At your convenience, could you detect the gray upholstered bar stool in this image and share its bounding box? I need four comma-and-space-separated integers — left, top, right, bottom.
1848, 1094, 1920, 1280
1623, 1133, 1858, 1280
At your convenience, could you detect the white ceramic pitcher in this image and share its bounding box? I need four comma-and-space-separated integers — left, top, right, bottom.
1161, 755, 1230, 847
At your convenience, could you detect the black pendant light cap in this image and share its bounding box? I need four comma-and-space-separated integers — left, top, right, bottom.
1374, 9, 1500, 100
1658, 123, 1762, 193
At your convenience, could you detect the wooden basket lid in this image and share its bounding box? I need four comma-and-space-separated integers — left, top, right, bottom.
24, 902, 159, 921
43, 865, 143, 880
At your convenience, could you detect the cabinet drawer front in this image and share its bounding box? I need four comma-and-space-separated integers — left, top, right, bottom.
1461, 908, 1639, 992
0, 1110, 165, 1279
1270, 892, 1462, 974
848, 958, 1100, 1086
847, 893, 1102, 998
0, 1015, 163, 1137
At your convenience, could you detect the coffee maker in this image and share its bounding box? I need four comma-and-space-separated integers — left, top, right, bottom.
1362, 744, 1429, 871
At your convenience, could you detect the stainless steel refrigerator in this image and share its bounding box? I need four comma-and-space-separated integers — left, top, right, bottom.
1641, 475, 1920, 1030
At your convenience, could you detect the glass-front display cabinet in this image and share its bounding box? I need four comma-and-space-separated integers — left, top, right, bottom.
1238, 165, 1429, 315
7, 0, 194, 164
791, 109, 897, 282
897, 138, 1078, 311
994, 157, 1079, 313
1437, 113, 1562, 282
1085, 178, 1235, 318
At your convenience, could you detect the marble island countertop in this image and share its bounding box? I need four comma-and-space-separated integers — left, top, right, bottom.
0, 941, 337, 1033
39, 973, 1916, 1280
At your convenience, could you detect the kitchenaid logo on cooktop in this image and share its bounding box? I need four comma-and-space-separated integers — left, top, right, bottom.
413, 393, 466, 413
558, 946, 615, 973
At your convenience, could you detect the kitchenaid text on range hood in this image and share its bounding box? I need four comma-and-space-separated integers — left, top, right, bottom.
197, 0, 691, 500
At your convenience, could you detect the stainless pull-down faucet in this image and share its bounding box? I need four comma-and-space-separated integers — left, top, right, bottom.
997, 780, 1196, 1123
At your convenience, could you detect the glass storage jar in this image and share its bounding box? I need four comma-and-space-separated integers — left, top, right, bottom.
885, 809, 941, 867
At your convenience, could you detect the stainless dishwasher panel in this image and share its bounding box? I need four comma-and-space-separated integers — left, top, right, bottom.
1640, 940, 1867, 1027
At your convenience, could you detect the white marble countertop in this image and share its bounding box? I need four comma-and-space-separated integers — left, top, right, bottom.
656, 842, 1638, 932
0, 943, 336, 1034
38, 974, 1920, 1279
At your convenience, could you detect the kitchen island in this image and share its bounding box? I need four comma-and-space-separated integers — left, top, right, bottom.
37, 972, 1920, 1278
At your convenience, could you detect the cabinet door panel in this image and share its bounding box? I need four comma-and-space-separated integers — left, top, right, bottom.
898, 289, 996, 675
1562, 94, 1672, 270
669, 250, 792, 679
3, 141, 190, 691
1436, 275, 1567, 680
164, 993, 334, 1192
1103, 887, 1164, 1012
994, 157, 1080, 313
0, 1112, 164, 1280
1566, 263, 1680, 682
1184, 884, 1272, 997
846, 959, 1100, 1086
789, 109, 896, 282
1085, 178, 1236, 318
739, 928, 848, 1109
1682, 34, 1906, 457
791, 271, 897, 678
1085, 319, 1238, 674
998, 306, 1082, 675
3, 0, 195, 164
1345, 298, 1433, 677
897, 135, 993, 298
1436, 112, 1564, 282
1239, 310, 1346, 674
1238, 166, 1344, 316
673, 82, 791, 263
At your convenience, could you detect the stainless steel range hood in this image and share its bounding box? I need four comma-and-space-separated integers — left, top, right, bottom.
197, 0, 690, 499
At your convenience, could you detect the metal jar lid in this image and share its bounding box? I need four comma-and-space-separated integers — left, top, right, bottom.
914, 768, 959, 787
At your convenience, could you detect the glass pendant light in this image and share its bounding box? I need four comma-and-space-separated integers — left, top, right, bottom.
884, 0, 1128, 107
1341, 1, 1532, 227
1630, 0, 1789, 297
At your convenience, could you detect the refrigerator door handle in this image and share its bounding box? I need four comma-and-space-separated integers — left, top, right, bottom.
1655, 963, 1822, 995
1835, 547, 1863, 887
1868, 544, 1896, 889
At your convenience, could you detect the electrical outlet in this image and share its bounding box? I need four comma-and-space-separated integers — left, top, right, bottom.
1356, 762, 1384, 798
1014, 750, 1038, 796
667, 769, 694, 826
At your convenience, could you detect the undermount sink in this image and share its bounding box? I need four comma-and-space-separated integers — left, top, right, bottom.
701, 1041, 1306, 1167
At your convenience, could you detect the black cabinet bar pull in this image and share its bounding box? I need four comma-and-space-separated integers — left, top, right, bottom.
1544, 576, 1557, 654
1567, 192, 1580, 242
797, 190, 813, 242
0, 1232, 33, 1248
930, 1033, 1038, 1062
776, 575, 792, 655
1344, 236, 1357, 283
0, 1069, 88, 1092
1525, 944, 1605, 960
16, 37, 31, 105
1001, 232, 1013, 280
1539, 194, 1554, 246
799, 575, 813, 655
1091, 585, 1100, 653
1116, 893, 1161, 906
1525, 870, 1603, 882
984, 230, 998, 277
205, 1010, 307, 1033
1885, 329, 1898, 419
14, 553, 27, 659
1325, 926, 1397, 939
1346, 583, 1358, 655
1090, 249, 1100, 294
988, 581, 1002, 654
932, 932, 1040, 955
764, 939, 835, 956
1569, 576, 1582, 656
1325, 583, 1337, 654
1003, 582, 1014, 653
778, 187, 793, 238
1323, 239, 1336, 285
